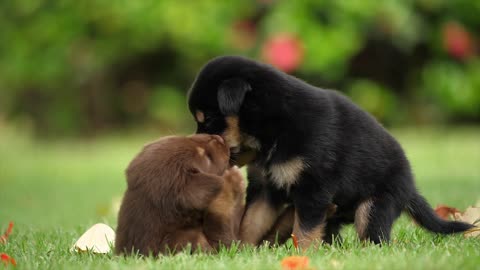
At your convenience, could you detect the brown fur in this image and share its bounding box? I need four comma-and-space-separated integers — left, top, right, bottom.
239, 199, 282, 245
261, 206, 295, 245
115, 134, 245, 256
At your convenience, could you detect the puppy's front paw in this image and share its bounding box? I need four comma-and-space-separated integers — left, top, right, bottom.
222, 166, 245, 196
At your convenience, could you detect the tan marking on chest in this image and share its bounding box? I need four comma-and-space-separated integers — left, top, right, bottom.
268, 157, 307, 189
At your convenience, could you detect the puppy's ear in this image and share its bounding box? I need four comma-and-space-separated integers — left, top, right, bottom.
217, 78, 251, 115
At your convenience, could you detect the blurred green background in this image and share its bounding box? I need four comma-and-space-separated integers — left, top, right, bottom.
1, 0, 480, 137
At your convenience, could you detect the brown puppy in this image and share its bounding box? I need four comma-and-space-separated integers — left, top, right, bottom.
115, 134, 245, 256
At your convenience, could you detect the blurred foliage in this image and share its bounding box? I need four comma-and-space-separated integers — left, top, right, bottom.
0, 0, 479, 136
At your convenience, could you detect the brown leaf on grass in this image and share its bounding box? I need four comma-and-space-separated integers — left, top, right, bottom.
434, 205, 460, 220
454, 207, 480, 225
453, 206, 480, 238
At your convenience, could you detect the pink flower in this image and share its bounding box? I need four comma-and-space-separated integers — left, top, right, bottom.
262, 33, 304, 72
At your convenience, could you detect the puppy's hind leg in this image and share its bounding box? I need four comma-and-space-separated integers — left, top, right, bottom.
165, 229, 213, 254
323, 220, 343, 245
240, 166, 286, 245
355, 195, 402, 244
261, 206, 295, 246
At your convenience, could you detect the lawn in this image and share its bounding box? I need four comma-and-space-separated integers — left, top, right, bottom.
0, 126, 479, 270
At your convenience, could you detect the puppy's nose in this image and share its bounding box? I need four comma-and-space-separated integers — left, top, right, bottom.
211, 134, 224, 145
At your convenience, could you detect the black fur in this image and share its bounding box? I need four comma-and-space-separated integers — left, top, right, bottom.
187, 55, 474, 244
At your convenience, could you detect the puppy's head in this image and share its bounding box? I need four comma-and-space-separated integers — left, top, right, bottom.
187, 134, 230, 175
187, 56, 264, 166
126, 134, 230, 193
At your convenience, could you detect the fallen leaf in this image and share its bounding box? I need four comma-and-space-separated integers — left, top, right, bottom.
0, 222, 14, 244
435, 205, 460, 220
0, 253, 16, 267
454, 207, 480, 225
291, 234, 299, 249
281, 256, 310, 270
464, 227, 480, 238
453, 206, 480, 238
72, 223, 115, 254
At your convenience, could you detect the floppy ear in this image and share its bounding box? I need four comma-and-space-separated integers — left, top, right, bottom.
217, 78, 251, 115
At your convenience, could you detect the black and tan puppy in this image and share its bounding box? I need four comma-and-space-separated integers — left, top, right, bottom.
115, 134, 245, 255
187, 56, 474, 248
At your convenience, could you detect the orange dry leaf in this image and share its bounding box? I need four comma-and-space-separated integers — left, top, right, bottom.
0, 222, 14, 244
291, 234, 299, 249
281, 256, 310, 270
0, 253, 16, 267
434, 205, 460, 220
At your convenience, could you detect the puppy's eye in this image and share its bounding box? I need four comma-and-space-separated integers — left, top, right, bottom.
203, 120, 214, 129
205, 151, 213, 161
204, 115, 213, 123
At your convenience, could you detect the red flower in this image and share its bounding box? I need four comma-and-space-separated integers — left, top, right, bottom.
442, 21, 475, 60
0, 222, 14, 244
281, 256, 310, 270
0, 253, 16, 267
262, 33, 304, 72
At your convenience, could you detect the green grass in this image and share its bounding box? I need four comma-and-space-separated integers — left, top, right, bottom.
0, 126, 479, 269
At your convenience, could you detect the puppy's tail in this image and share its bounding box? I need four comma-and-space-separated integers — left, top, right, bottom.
406, 193, 474, 234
